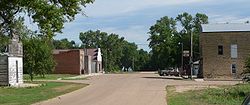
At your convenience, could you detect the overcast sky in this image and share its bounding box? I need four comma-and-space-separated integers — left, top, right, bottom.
54, 0, 250, 51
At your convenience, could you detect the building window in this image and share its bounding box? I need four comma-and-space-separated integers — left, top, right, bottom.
218, 45, 223, 55
231, 44, 238, 59
232, 64, 236, 74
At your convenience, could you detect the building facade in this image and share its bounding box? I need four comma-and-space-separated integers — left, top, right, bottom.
53, 48, 103, 75
53, 49, 84, 75
0, 34, 23, 86
200, 24, 250, 79
84, 48, 103, 74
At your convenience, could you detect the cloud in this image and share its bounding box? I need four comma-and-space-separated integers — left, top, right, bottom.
208, 13, 250, 23
55, 24, 151, 51
54, 0, 250, 52
85, 0, 205, 17
101, 25, 150, 51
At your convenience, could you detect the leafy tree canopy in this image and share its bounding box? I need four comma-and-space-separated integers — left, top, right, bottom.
0, 0, 94, 38
53, 38, 77, 49
148, 12, 208, 70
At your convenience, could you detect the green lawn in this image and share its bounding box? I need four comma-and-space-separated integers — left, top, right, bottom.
0, 82, 88, 105
167, 84, 250, 105
24, 74, 77, 81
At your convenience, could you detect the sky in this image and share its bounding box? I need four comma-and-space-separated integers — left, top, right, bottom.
53, 0, 250, 51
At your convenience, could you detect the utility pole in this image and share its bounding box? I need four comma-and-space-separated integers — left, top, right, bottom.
181, 43, 183, 74
132, 56, 135, 71
190, 31, 193, 80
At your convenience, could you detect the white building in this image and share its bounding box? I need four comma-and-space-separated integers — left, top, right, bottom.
0, 35, 23, 86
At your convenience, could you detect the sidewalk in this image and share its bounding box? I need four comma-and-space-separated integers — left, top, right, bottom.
61, 73, 104, 80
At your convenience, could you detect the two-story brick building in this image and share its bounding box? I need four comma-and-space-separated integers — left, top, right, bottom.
200, 23, 250, 79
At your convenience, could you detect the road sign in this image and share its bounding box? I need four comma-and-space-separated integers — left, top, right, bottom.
183, 50, 190, 57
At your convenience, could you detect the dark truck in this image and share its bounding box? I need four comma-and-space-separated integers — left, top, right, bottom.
158, 68, 180, 76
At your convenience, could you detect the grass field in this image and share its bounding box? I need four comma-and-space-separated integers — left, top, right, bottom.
0, 82, 88, 105
167, 84, 250, 105
24, 74, 77, 81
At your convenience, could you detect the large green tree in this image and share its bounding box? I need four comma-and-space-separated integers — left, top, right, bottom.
0, 0, 93, 80
0, 0, 94, 38
148, 12, 208, 70
79, 30, 125, 72
148, 16, 178, 70
23, 36, 56, 81
120, 42, 138, 71
13, 19, 56, 81
176, 12, 208, 61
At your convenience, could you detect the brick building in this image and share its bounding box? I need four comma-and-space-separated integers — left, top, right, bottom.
53, 48, 103, 75
53, 49, 85, 75
200, 23, 250, 79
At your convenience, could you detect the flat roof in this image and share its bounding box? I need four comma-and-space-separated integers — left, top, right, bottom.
201, 23, 250, 33
53, 49, 83, 54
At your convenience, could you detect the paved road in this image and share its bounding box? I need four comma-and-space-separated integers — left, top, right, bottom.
35, 72, 239, 105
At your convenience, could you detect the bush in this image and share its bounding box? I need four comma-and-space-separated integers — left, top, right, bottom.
244, 55, 250, 74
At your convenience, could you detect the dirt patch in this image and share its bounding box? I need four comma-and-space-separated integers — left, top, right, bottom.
174, 85, 219, 93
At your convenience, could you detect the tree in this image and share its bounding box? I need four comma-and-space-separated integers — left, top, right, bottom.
148, 12, 208, 70
176, 12, 208, 61
0, 0, 94, 80
134, 49, 150, 71
0, 0, 94, 39
0, 17, 30, 53
120, 42, 138, 71
12, 18, 56, 81
23, 35, 55, 81
148, 16, 178, 70
79, 30, 126, 72
105, 33, 125, 72
53, 38, 76, 49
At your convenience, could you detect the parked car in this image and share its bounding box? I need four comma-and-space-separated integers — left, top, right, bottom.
158, 69, 168, 76
242, 93, 250, 105
158, 68, 180, 76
